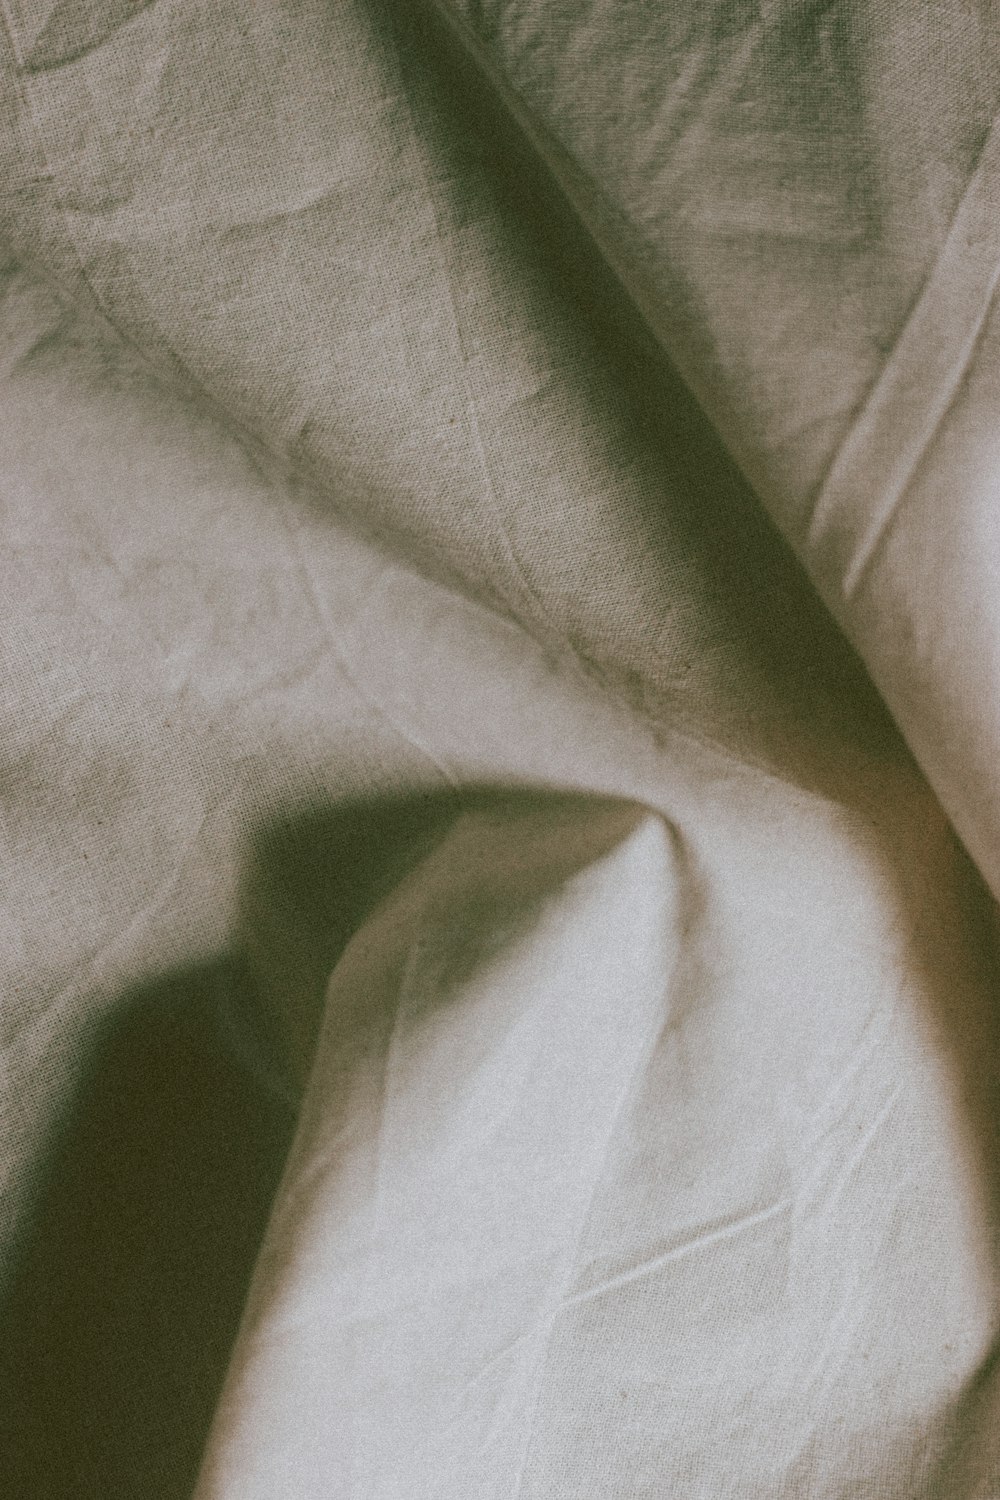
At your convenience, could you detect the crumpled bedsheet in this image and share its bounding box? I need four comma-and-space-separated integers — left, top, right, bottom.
0, 3, 999, 1497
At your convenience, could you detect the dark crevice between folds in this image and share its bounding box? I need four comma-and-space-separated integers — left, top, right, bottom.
384, 0, 899, 773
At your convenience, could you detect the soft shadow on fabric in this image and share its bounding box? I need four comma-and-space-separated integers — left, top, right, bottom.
0, 789, 467, 1500
0, 784, 999, 1496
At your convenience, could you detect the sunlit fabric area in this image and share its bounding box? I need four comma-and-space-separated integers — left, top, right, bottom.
1, 3, 1000, 1496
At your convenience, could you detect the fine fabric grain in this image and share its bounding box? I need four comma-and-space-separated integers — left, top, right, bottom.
0, 4, 999, 1498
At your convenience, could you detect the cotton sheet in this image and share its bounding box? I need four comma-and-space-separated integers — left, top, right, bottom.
0, 4, 999, 1497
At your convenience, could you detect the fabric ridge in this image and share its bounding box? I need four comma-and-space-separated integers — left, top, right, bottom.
0, 3, 999, 1498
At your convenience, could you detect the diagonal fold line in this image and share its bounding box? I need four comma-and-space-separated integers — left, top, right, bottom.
806, 105, 1000, 604
559, 1195, 793, 1314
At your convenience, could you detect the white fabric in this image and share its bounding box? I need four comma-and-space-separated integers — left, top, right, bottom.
0, 4, 999, 1497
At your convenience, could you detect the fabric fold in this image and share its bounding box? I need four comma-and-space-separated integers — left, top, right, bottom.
2, 6, 1000, 1498
424, 0, 1000, 906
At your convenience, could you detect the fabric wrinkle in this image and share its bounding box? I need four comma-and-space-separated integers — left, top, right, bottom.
3, 5, 1000, 1496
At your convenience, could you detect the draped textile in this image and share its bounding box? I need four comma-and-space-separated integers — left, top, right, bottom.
1, 4, 999, 1496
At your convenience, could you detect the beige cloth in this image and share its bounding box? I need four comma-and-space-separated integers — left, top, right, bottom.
0, 3, 999, 1496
